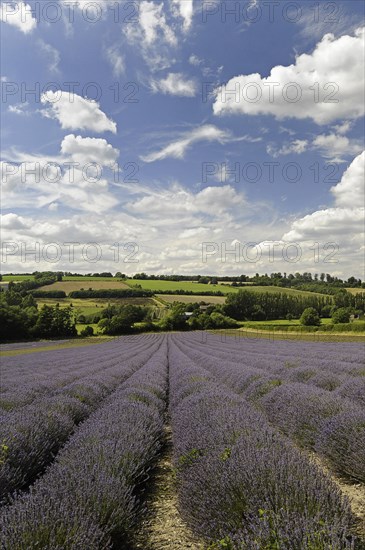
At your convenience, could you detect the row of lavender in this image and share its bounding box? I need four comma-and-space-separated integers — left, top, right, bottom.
173, 334, 365, 483
0, 337, 169, 548
1, 334, 158, 411
168, 340, 360, 549
175, 333, 365, 407
181, 333, 365, 405
0, 336, 162, 503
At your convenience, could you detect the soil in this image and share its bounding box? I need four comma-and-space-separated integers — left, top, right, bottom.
132, 424, 206, 550
308, 451, 365, 537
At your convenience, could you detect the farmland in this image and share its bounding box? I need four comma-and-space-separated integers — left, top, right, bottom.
38, 280, 130, 294
1, 275, 35, 282
126, 279, 325, 297
33, 297, 162, 335
157, 294, 226, 305
1, 276, 125, 283
126, 279, 238, 294
1, 333, 364, 549
36, 296, 157, 311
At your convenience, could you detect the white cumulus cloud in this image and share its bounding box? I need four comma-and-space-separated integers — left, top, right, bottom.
331, 150, 365, 208
280, 152, 364, 270
41, 91, 117, 134
60, 134, 119, 167
0, 1, 36, 33
213, 27, 365, 125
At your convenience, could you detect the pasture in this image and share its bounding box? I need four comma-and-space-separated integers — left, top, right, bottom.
1, 275, 35, 281
126, 278, 237, 293
127, 279, 326, 297
1, 274, 342, 299
34, 297, 161, 334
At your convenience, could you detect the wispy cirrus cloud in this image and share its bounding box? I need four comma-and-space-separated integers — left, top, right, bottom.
171, 0, 194, 32
312, 134, 363, 163
105, 44, 125, 78
150, 72, 197, 97
38, 40, 61, 74
267, 139, 308, 158
123, 0, 195, 71
140, 124, 260, 162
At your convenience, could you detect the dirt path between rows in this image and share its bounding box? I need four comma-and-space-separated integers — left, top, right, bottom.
132, 423, 206, 550
308, 451, 365, 538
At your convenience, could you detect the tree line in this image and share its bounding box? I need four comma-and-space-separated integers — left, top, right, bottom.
0, 292, 76, 341
224, 290, 365, 321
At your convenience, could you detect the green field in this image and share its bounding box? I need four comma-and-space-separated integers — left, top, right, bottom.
63, 276, 123, 282
239, 318, 365, 335
1, 275, 35, 281
127, 279, 326, 297
126, 279, 238, 294
36, 297, 159, 316
0, 275, 340, 299
232, 285, 325, 297
75, 323, 100, 335
36, 297, 162, 335
1, 275, 124, 282
240, 318, 334, 327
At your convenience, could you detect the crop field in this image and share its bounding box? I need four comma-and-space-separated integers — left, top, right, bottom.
1, 275, 35, 282
38, 281, 130, 294
157, 294, 226, 305
126, 279, 238, 294
127, 279, 326, 297
0, 334, 364, 549
1, 276, 125, 283
346, 288, 365, 295
218, 284, 326, 296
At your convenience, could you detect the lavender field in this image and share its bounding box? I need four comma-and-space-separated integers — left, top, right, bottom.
1, 333, 364, 549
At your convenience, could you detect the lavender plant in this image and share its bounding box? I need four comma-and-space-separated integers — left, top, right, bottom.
0, 338, 169, 548
168, 340, 359, 549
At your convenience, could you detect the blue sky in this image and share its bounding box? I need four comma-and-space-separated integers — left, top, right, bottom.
1, 0, 364, 277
